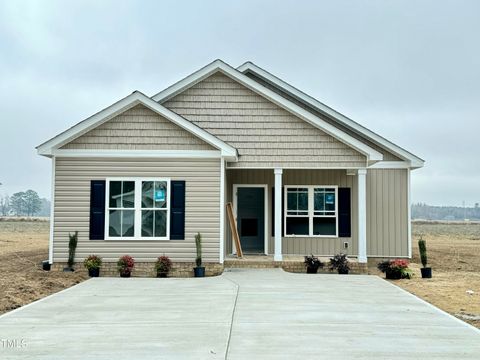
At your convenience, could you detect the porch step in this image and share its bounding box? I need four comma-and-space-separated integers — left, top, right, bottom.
224, 256, 368, 274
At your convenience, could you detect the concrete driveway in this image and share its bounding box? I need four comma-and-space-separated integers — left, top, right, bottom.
0, 269, 479, 359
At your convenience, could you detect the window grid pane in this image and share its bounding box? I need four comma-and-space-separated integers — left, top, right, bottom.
287, 188, 309, 216
314, 188, 336, 216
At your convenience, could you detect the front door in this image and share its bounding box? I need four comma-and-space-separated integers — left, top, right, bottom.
236, 187, 265, 253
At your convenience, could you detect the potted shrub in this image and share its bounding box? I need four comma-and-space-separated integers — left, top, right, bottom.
329, 253, 350, 274
377, 259, 412, 280
304, 254, 324, 274
63, 231, 78, 272
83, 255, 102, 277
418, 238, 432, 278
155, 255, 172, 278
193, 232, 205, 277
117, 255, 135, 278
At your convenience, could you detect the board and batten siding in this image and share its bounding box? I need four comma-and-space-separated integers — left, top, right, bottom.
163, 73, 367, 168
226, 169, 358, 256
226, 168, 408, 258
367, 169, 409, 257
53, 157, 220, 263
61, 104, 215, 150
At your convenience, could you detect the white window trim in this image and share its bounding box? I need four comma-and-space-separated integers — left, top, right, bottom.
284, 185, 338, 238
104, 177, 171, 241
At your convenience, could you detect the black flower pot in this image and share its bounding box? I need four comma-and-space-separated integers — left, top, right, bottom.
386, 269, 402, 280
120, 271, 131, 278
42, 260, 51, 271
88, 268, 100, 277
157, 272, 168, 278
306, 266, 319, 274
421, 267, 432, 278
194, 267, 205, 277
338, 269, 349, 275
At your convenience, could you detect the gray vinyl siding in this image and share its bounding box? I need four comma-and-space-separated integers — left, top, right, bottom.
225, 168, 408, 258
367, 169, 409, 257
61, 105, 215, 150
163, 72, 367, 168
53, 157, 220, 263
243, 71, 402, 162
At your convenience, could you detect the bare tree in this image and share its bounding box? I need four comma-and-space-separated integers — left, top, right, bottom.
0, 195, 10, 216
10, 192, 26, 216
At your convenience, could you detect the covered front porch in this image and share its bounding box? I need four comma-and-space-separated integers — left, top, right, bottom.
223, 168, 368, 264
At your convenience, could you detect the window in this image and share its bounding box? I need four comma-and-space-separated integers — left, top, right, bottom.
286, 188, 309, 235
285, 186, 338, 237
141, 181, 168, 238
106, 178, 170, 240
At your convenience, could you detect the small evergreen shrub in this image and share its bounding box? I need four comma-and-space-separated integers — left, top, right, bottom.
67, 231, 78, 269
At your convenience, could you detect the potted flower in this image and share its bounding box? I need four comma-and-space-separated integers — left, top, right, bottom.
155, 255, 172, 278
304, 254, 324, 274
329, 253, 350, 274
83, 255, 102, 277
418, 238, 432, 278
117, 255, 135, 278
194, 233, 205, 277
377, 259, 412, 280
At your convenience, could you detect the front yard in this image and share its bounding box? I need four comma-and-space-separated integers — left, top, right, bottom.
370, 221, 480, 329
0, 218, 479, 330
0, 218, 87, 314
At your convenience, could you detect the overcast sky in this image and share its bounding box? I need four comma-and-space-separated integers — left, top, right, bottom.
0, 0, 479, 206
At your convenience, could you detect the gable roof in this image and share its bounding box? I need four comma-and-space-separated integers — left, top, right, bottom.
37, 91, 237, 160
152, 60, 383, 164
236, 61, 424, 169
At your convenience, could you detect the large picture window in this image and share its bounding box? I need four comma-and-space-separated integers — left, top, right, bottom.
106, 178, 170, 240
285, 186, 338, 237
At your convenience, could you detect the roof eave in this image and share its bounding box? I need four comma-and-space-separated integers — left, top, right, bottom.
36, 90, 238, 159
153, 59, 383, 163
237, 61, 424, 167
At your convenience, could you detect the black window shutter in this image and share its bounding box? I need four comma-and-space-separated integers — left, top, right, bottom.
90, 180, 106, 240
338, 187, 351, 237
170, 181, 186, 240
271, 187, 284, 237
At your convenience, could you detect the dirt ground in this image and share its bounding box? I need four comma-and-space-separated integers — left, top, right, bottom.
0, 219, 479, 329
370, 221, 480, 329
0, 218, 87, 315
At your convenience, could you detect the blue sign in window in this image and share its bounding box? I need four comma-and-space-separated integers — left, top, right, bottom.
155, 189, 166, 202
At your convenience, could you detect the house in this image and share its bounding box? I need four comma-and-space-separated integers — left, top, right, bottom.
37, 60, 424, 273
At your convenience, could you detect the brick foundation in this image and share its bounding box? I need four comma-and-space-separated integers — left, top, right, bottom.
224, 257, 368, 274
51, 262, 224, 278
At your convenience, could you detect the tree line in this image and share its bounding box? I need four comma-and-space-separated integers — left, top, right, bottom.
0, 190, 50, 217
412, 202, 480, 221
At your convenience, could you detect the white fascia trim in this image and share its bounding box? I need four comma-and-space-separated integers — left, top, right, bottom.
152, 60, 383, 162
37, 91, 237, 160
237, 62, 424, 167
52, 149, 223, 158
368, 161, 412, 169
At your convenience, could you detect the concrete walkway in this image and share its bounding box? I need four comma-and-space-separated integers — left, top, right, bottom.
0, 269, 478, 359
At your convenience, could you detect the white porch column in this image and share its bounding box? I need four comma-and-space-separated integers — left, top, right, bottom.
357, 169, 367, 263
274, 168, 283, 261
